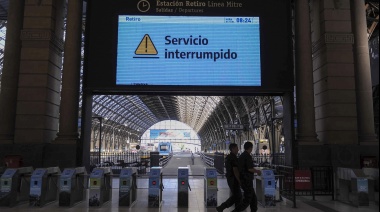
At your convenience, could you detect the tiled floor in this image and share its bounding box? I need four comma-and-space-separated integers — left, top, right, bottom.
0, 153, 378, 211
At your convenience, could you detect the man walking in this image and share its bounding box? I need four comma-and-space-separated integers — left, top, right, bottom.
216, 143, 242, 212
233, 141, 261, 212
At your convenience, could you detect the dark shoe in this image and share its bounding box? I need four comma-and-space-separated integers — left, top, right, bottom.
216, 205, 224, 212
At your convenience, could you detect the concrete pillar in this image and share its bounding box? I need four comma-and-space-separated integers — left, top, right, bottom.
79, 92, 94, 169
55, 0, 83, 144
295, 0, 319, 144
0, 0, 25, 143
282, 91, 295, 166
298, 0, 379, 168
311, 0, 358, 145
350, 0, 378, 144
14, 0, 65, 145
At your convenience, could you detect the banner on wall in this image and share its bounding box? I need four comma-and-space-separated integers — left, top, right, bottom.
150, 129, 191, 139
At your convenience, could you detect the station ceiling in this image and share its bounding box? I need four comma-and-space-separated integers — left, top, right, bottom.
0, 0, 379, 143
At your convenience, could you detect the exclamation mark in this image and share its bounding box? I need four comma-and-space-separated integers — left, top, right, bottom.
145, 37, 148, 53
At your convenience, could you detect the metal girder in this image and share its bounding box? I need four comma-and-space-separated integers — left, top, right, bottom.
366, 1, 379, 40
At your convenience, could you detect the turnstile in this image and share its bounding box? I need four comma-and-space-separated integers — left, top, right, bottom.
89, 167, 112, 207
0, 167, 5, 176
337, 168, 372, 207
148, 167, 163, 207
204, 167, 218, 207
256, 169, 276, 207
353, 177, 370, 206
29, 167, 61, 207
178, 167, 189, 207
119, 167, 137, 206
59, 167, 87, 207
150, 152, 160, 167
0, 167, 33, 207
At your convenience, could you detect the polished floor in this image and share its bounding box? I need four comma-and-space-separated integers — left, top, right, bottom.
0, 153, 378, 211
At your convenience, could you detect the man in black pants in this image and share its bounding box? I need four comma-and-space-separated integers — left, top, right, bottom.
216, 143, 242, 212
233, 141, 261, 212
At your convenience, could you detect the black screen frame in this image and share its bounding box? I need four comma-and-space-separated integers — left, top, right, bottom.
83, 0, 293, 95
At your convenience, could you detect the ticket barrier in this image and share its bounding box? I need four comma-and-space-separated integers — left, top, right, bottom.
148, 167, 163, 207
0, 167, 34, 207
204, 167, 218, 207
178, 167, 190, 207
58, 167, 87, 207
119, 167, 137, 206
363, 168, 379, 203
0, 167, 5, 176
337, 168, 372, 207
89, 167, 112, 207
256, 169, 276, 207
29, 167, 61, 207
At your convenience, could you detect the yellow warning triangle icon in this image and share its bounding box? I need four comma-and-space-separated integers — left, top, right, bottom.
135, 34, 158, 55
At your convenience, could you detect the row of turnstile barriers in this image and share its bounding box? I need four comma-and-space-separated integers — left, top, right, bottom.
146, 166, 219, 208
0, 166, 86, 207
1, 166, 276, 208
89, 166, 220, 208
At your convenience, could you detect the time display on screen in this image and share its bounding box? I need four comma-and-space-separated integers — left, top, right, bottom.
236, 17, 255, 23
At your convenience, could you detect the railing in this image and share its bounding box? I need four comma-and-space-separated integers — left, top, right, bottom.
200, 152, 286, 174
200, 152, 214, 167
90, 151, 173, 175
270, 165, 297, 208
261, 165, 334, 208
294, 166, 334, 200
198, 152, 224, 174
252, 153, 285, 166
311, 166, 334, 200
159, 153, 173, 167
213, 152, 225, 174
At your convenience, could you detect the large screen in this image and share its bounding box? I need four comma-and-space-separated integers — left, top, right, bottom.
116, 16, 261, 86
85, 0, 292, 94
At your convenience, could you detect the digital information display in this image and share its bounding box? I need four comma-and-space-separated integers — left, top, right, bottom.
116, 16, 261, 86
85, 0, 292, 93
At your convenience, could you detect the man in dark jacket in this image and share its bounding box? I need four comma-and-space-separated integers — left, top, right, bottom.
216, 143, 242, 212
233, 141, 261, 212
